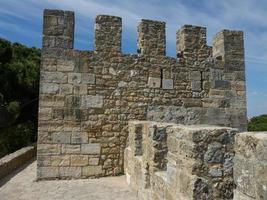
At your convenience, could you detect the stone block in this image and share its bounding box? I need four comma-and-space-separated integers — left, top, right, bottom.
62, 144, 81, 154
52, 132, 71, 143
213, 80, 231, 90
89, 157, 99, 165
41, 72, 67, 83
234, 156, 256, 198
37, 155, 51, 167
81, 143, 101, 154
190, 71, 201, 81
81, 95, 103, 108
73, 85, 87, 95
65, 95, 81, 108
118, 81, 127, 87
71, 155, 88, 166
81, 73, 95, 84
59, 167, 81, 178
57, 60, 75, 72
231, 81, 246, 91
148, 77, 161, 88
52, 108, 64, 120
40, 83, 59, 94
204, 142, 223, 163
59, 84, 73, 94
51, 155, 70, 166
191, 81, 202, 91
42, 58, 57, 71
162, 79, 173, 90
82, 166, 102, 176
37, 144, 61, 155
68, 73, 81, 84
38, 107, 52, 120
37, 167, 59, 179
71, 132, 88, 144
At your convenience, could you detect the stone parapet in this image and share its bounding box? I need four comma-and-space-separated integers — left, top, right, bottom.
0, 145, 36, 179
125, 121, 237, 200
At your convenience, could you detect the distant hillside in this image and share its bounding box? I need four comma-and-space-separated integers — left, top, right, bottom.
0, 38, 40, 157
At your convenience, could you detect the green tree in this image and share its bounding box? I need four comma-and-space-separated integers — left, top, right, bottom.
0, 38, 40, 157
248, 115, 267, 131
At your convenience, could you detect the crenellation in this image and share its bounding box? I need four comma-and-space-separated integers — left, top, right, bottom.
43, 9, 74, 49
176, 25, 210, 61
137, 19, 166, 56
37, 9, 247, 180
94, 15, 122, 53
212, 29, 245, 71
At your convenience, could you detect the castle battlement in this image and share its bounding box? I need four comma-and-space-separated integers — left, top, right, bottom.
37, 9, 247, 180
42, 9, 244, 64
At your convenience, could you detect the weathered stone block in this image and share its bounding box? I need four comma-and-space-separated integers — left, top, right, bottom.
71, 132, 88, 144
37, 155, 51, 167
213, 80, 231, 90
59, 84, 73, 94
51, 155, 70, 166
37, 167, 59, 179
118, 81, 127, 88
57, 60, 75, 72
42, 58, 57, 71
190, 71, 201, 81
62, 144, 81, 154
40, 83, 59, 94
41, 72, 67, 83
81, 95, 103, 108
81, 143, 101, 154
82, 166, 102, 176
37, 144, 61, 155
68, 73, 81, 84
89, 157, 99, 165
71, 155, 88, 166
204, 142, 223, 163
191, 81, 202, 91
38, 107, 52, 120
52, 132, 71, 144
234, 132, 267, 200
162, 79, 173, 90
148, 77, 161, 88
81, 73, 95, 84
73, 85, 87, 95
59, 167, 81, 178
65, 95, 81, 108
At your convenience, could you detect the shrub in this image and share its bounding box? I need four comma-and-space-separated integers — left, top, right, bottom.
248, 115, 267, 131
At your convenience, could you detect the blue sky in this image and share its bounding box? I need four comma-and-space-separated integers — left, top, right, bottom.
0, 0, 266, 117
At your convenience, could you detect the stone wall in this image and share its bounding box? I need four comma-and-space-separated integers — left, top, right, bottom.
125, 121, 237, 200
234, 132, 267, 200
37, 9, 247, 180
0, 145, 36, 179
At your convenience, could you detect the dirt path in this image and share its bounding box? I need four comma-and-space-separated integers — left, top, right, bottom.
0, 160, 137, 200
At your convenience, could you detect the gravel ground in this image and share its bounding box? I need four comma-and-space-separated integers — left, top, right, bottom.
0, 160, 137, 200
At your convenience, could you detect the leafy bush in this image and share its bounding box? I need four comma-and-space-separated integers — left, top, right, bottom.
248, 115, 267, 131
0, 38, 40, 157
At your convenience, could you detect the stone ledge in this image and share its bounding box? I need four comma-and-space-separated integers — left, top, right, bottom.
0, 144, 36, 179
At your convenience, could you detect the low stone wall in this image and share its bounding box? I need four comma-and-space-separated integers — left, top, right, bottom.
125, 121, 237, 200
234, 132, 267, 200
0, 145, 36, 179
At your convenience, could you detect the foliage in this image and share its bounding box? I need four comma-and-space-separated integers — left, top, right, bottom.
0, 38, 40, 157
0, 121, 36, 158
248, 114, 267, 131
